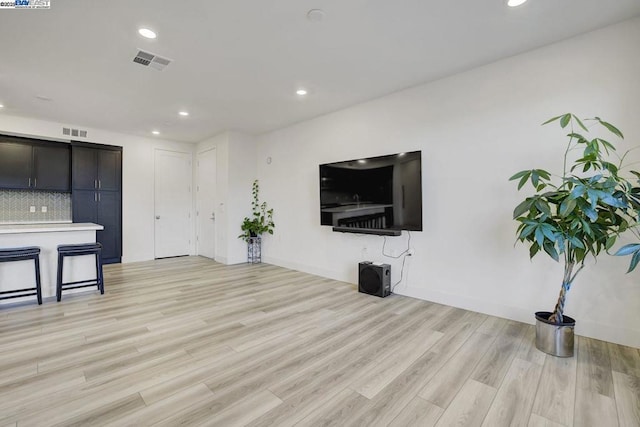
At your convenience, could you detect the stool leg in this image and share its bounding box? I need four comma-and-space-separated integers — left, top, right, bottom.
96, 251, 104, 294
34, 254, 42, 305
56, 252, 63, 302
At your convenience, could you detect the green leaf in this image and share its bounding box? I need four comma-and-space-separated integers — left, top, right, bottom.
560, 114, 571, 128
598, 138, 617, 155
518, 174, 529, 190
536, 169, 551, 180
513, 199, 534, 219
587, 189, 599, 209
559, 198, 577, 217
534, 227, 545, 248
569, 237, 585, 250
614, 244, 640, 256
602, 162, 619, 175
567, 132, 588, 142
509, 170, 530, 181
543, 241, 560, 262
605, 235, 617, 251
542, 115, 564, 126
571, 114, 589, 131
529, 242, 540, 258
531, 170, 539, 187
540, 224, 557, 242
519, 224, 536, 239
600, 194, 626, 209
599, 120, 624, 139
570, 185, 586, 199
628, 251, 640, 273
535, 200, 552, 217
582, 205, 598, 222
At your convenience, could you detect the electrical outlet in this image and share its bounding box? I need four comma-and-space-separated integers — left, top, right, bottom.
41, 206, 47, 213
29, 206, 36, 213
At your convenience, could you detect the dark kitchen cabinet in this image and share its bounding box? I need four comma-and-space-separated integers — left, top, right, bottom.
71, 143, 122, 264
0, 136, 70, 191
72, 190, 121, 264
72, 146, 121, 191
32, 145, 71, 191
0, 141, 32, 189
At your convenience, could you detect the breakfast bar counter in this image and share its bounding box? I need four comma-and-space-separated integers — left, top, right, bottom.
0, 223, 104, 303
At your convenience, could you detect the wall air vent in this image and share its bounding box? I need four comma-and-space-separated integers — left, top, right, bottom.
133, 49, 172, 71
62, 127, 88, 138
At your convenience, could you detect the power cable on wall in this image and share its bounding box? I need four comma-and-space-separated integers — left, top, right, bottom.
381, 231, 412, 292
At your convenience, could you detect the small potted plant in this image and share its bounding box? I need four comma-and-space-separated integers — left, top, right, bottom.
510, 113, 639, 357
238, 179, 274, 263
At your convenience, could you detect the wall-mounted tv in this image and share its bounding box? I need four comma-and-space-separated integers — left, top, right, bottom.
319, 151, 422, 235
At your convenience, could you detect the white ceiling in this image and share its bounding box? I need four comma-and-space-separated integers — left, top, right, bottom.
0, 0, 639, 143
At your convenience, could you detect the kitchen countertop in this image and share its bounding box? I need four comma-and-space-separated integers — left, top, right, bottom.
0, 222, 104, 235
321, 204, 392, 213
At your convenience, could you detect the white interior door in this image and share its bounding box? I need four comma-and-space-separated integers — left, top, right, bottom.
154, 149, 192, 258
196, 148, 217, 259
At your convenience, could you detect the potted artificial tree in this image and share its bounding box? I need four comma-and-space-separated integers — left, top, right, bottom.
238, 179, 275, 263
510, 113, 640, 357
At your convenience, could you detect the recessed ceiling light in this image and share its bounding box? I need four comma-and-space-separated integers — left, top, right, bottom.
138, 28, 157, 39
152, 130, 160, 135
357, 159, 367, 164
296, 89, 308, 96
507, 0, 527, 7
178, 111, 189, 117
0, 104, 4, 108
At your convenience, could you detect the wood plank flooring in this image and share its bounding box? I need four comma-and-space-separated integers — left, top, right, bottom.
0, 256, 639, 426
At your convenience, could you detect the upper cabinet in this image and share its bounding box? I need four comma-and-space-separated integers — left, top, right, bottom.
0, 136, 70, 191
0, 141, 32, 189
72, 146, 121, 191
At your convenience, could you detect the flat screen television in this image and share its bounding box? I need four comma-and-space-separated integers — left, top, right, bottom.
319, 151, 422, 234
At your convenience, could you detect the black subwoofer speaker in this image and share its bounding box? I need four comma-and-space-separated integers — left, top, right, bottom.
358, 262, 391, 298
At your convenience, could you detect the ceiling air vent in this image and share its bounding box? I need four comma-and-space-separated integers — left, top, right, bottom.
133, 49, 172, 71
62, 127, 88, 138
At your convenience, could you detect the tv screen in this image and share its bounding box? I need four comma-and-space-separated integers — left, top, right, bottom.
319, 151, 422, 233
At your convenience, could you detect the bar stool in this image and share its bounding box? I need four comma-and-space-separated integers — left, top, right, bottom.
56, 243, 104, 302
0, 246, 42, 305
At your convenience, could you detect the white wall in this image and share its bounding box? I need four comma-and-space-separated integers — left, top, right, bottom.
255, 18, 640, 347
197, 131, 256, 264
0, 114, 196, 263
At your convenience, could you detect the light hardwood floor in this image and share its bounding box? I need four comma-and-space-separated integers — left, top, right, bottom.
1, 256, 639, 426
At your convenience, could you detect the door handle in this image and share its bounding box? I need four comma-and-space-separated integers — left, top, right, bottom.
155, 215, 160, 220
210, 213, 215, 220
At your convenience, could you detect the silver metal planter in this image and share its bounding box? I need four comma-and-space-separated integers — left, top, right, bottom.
247, 236, 261, 263
535, 311, 575, 357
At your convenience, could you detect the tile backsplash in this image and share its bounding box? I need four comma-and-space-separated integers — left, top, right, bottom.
0, 190, 72, 223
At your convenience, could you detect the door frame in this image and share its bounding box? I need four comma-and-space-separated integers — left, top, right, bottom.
196, 147, 217, 259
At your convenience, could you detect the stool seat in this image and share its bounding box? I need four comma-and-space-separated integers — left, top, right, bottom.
58, 243, 103, 255
56, 243, 104, 301
0, 246, 41, 258
0, 246, 42, 305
